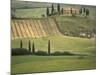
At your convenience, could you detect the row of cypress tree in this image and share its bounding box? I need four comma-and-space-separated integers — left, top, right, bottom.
20, 40, 51, 55
46, 4, 89, 17
46, 4, 63, 16
79, 8, 89, 16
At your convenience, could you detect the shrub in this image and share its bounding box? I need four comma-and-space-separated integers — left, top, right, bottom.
11, 48, 32, 56
35, 51, 47, 55
51, 51, 62, 55
51, 51, 75, 56
62, 51, 75, 55
33, 50, 75, 56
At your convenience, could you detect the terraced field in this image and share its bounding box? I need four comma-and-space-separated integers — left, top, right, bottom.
11, 18, 61, 39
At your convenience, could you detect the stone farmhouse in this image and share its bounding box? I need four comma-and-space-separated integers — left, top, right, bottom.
63, 8, 80, 16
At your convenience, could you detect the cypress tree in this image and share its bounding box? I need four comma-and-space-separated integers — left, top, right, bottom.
83, 8, 86, 13
57, 4, 60, 15
20, 40, 23, 48
51, 4, 54, 15
86, 9, 89, 16
70, 8, 72, 14
79, 8, 82, 14
28, 40, 31, 52
61, 8, 64, 15
32, 41, 35, 54
46, 7, 49, 17
48, 40, 51, 55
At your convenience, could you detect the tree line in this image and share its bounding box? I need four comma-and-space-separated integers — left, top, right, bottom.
11, 3, 90, 18
79, 7, 89, 17
12, 40, 75, 56
46, 4, 64, 17
12, 40, 51, 55
46, 4, 90, 17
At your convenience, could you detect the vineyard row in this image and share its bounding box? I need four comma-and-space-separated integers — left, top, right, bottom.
11, 18, 61, 39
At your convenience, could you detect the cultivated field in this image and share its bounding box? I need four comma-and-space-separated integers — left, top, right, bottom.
11, 18, 61, 39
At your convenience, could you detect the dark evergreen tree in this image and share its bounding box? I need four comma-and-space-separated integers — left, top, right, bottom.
48, 40, 51, 55
86, 9, 89, 16
32, 41, 35, 54
11, 0, 16, 18
51, 4, 54, 15
11, 8, 16, 19
46, 7, 49, 17
79, 8, 82, 14
61, 8, 64, 14
57, 4, 60, 14
83, 8, 86, 13
20, 40, 23, 48
28, 40, 31, 52
70, 8, 72, 14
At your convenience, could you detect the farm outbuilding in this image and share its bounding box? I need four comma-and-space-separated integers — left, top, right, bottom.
63, 8, 80, 16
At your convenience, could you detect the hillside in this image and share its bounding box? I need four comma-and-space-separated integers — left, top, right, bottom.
11, 1, 96, 74
12, 0, 96, 19
56, 16, 96, 38
11, 18, 61, 39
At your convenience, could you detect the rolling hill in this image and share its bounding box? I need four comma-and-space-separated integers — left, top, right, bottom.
11, 18, 61, 39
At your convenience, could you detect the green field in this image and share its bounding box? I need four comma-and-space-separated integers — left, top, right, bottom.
15, 8, 46, 18
12, 36, 96, 55
12, 55, 96, 74
11, 36, 96, 74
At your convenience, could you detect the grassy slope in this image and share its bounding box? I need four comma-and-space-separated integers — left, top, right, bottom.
13, 0, 96, 19
12, 36, 96, 55
55, 16, 96, 36
14, 6, 96, 19
11, 55, 96, 74
15, 8, 46, 18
